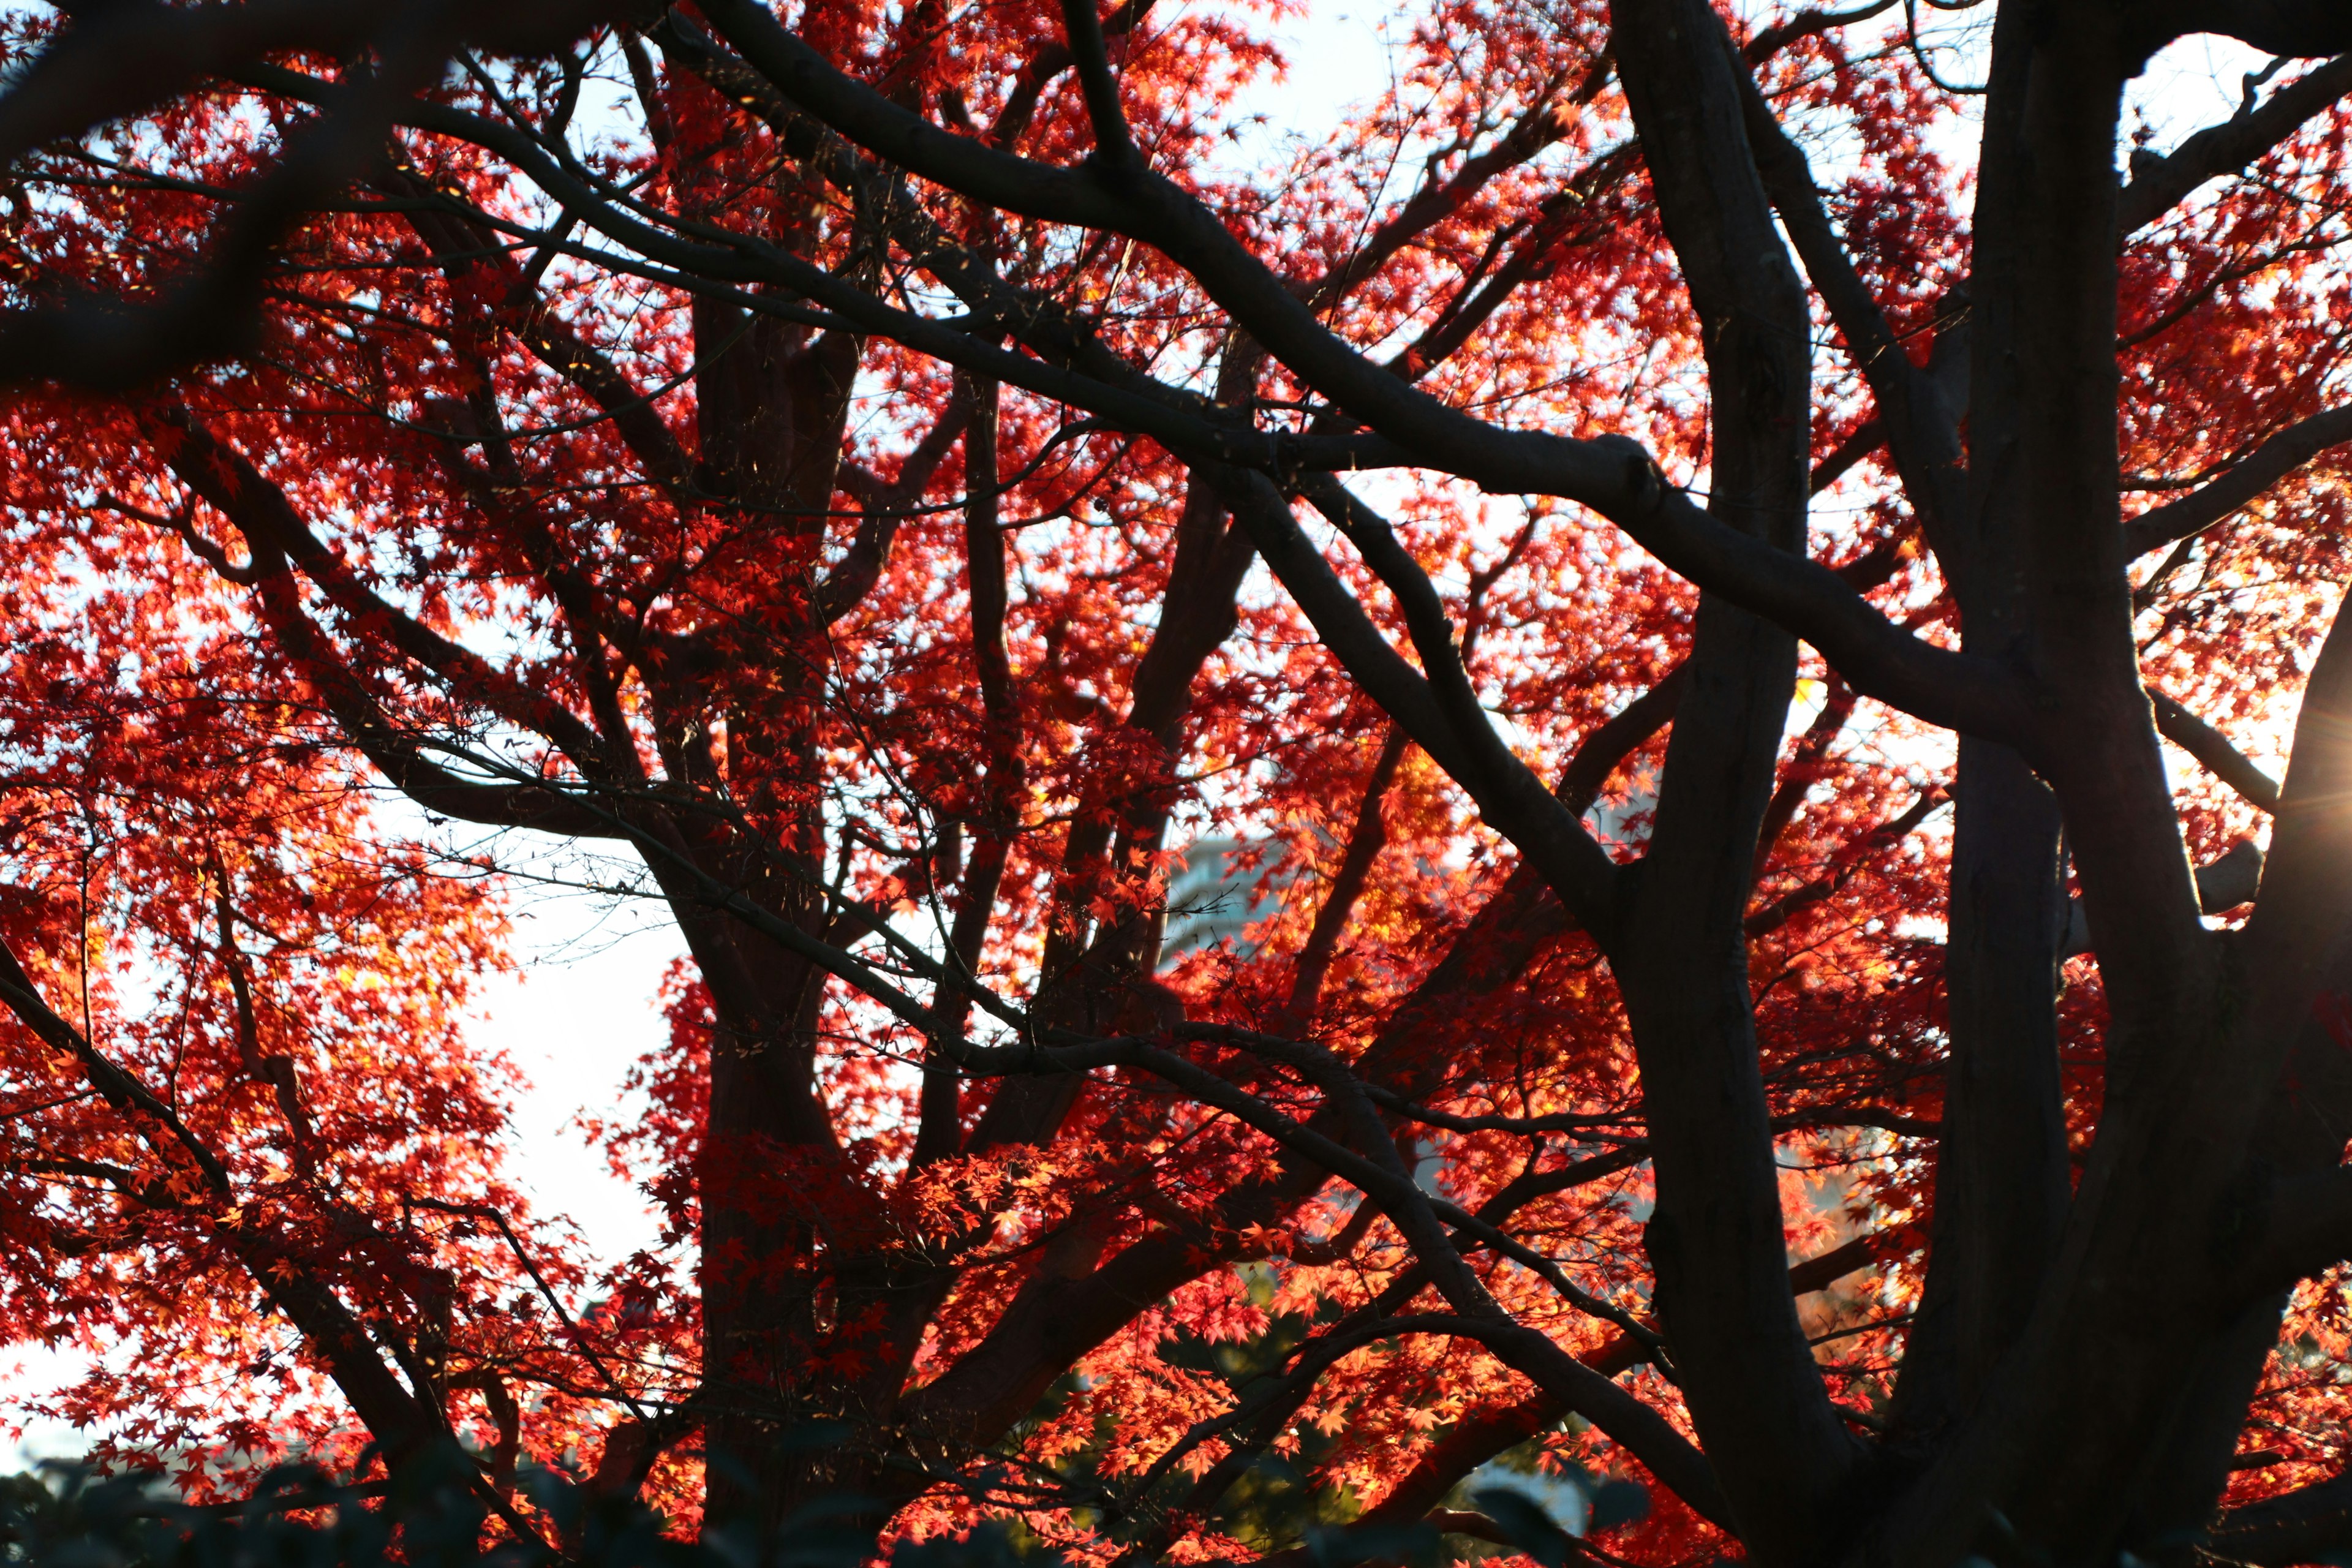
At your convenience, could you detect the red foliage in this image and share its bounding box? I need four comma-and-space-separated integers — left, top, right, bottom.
0, 2, 2344, 1564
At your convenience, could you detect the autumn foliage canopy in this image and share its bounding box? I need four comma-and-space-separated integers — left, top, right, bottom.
2, 0, 2352, 1564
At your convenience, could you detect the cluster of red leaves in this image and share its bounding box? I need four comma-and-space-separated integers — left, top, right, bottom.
0, 1, 2341, 1562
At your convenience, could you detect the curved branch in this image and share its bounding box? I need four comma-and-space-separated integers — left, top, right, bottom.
156, 407, 630, 796
232, 565, 627, 837
388, 176, 702, 503
1215, 469, 1625, 943
1104, 1310, 1495, 1541
0, 932, 449, 1472
1129, 1025, 1734, 1526
1056, 0, 1139, 172
2124, 404, 2352, 560
1557, 663, 1688, 818
0, 2, 627, 390
1743, 0, 1898, 61
2120, 54, 2352, 233
2062, 842, 2264, 959
1262, 1229, 1896, 1559
1314, 69, 1604, 311
309, 51, 2011, 756
0, 0, 615, 167
0, 937, 232, 1197
1754, 676, 1860, 878
1597, 463, 2026, 741
563, 801, 1732, 1520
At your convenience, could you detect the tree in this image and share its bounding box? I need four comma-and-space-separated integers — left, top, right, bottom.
1, 0, 2351, 1562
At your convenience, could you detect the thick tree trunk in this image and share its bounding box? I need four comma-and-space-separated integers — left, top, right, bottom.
1610, 6, 1860, 1559
1891, 0, 2073, 1426
678, 294, 873, 1532
2128, 609, 2352, 1554
1876, 9, 2243, 1561
1893, 741, 2070, 1447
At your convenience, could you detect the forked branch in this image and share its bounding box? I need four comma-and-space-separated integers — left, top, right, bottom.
693, 0, 2029, 746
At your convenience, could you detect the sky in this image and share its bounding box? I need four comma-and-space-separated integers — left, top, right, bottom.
0, 0, 2288, 1472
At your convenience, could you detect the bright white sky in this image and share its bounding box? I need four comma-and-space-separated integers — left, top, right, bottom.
0, 2, 2282, 1471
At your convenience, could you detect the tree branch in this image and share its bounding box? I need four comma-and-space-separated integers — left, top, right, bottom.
2229, 1161, 2352, 1300
1556, 664, 1689, 818
1735, 45, 1968, 560
2119, 53, 2352, 233
1281, 725, 1408, 1030
1754, 676, 1858, 878
2211, 1464, 2352, 1564
1268, 1229, 1894, 1557
1216, 469, 1624, 944
1746, 784, 1948, 937
690, 0, 2029, 746
1742, 0, 1899, 61
1057, 0, 1139, 173
2149, 687, 2283, 811
157, 407, 622, 780
0, 929, 448, 1466
0, 935, 233, 1197
2123, 404, 2352, 560
2204, 4, 2352, 56
0, 0, 617, 168
1311, 70, 1602, 309
818, 385, 971, 620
